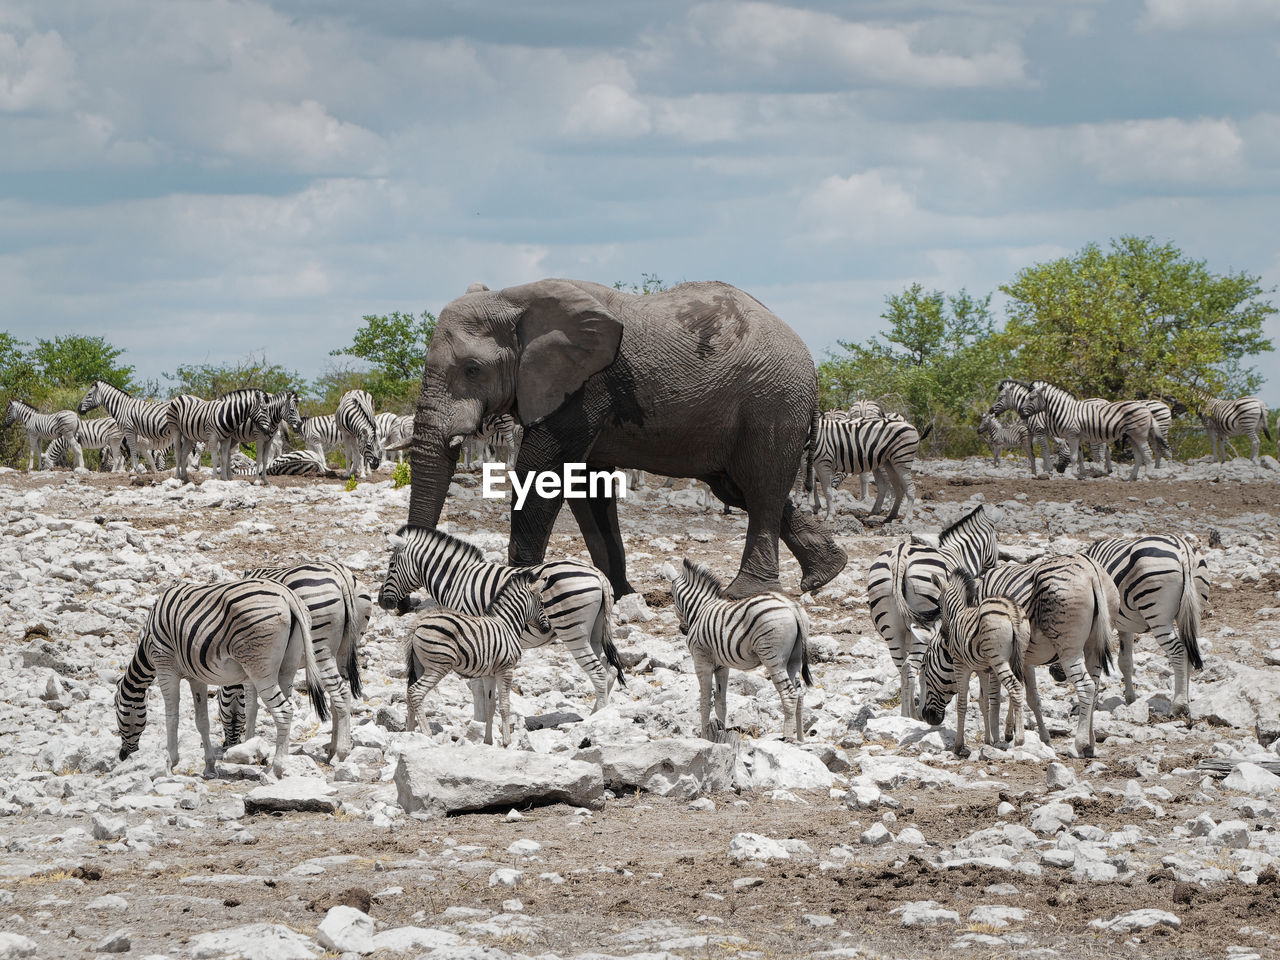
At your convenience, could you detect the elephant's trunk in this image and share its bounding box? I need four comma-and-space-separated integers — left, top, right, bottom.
407, 428, 457, 528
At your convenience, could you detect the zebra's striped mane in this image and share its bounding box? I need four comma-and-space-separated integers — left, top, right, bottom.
945, 567, 979, 605
483, 570, 537, 617
395, 524, 487, 566
680, 557, 725, 596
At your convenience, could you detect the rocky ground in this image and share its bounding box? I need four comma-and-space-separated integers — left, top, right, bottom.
2, 454, 1279, 960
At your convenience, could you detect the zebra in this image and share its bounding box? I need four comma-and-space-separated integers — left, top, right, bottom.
1018, 380, 1155, 480
867, 505, 999, 717
1083, 535, 1208, 716
807, 417, 923, 521
977, 413, 1035, 467
41, 416, 126, 471
251, 449, 335, 477
115, 578, 352, 778
1198, 395, 1272, 464
166, 394, 219, 483
1144, 399, 1174, 467
662, 558, 812, 742
375, 413, 415, 464
218, 561, 371, 755
918, 568, 1029, 756
78, 380, 175, 472
300, 414, 342, 461
4, 400, 83, 471
405, 572, 550, 746
847, 399, 887, 419
461, 414, 521, 471
980, 553, 1118, 757
209, 389, 303, 484
379, 525, 624, 714
336, 389, 381, 479
989, 378, 1078, 476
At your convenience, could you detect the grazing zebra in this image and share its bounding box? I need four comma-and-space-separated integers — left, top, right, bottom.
808, 417, 923, 521
1198, 395, 1272, 464
4, 400, 83, 471
918, 568, 1029, 756
301, 414, 342, 460
41, 416, 126, 472
336, 389, 381, 479
980, 553, 1118, 757
166, 394, 218, 483
209, 389, 303, 484
867, 505, 999, 717
1083, 535, 1208, 716
405, 572, 550, 746
662, 558, 811, 742
78, 380, 175, 472
115, 579, 352, 778
1018, 380, 1155, 480
379, 525, 624, 713
376, 413, 415, 464
219, 561, 371, 754
977, 413, 1035, 467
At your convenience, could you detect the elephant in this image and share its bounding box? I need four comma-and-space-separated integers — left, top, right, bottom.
406, 278, 847, 599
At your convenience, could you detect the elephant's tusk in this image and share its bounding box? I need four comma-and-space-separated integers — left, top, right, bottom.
447, 434, 466, 448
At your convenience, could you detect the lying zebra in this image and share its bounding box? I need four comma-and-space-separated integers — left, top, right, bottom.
116, 578, 351, 778
663, 558, 811, 742
379, 525, 624, 714
231, 449, 339, 477
405, 572, 549, 746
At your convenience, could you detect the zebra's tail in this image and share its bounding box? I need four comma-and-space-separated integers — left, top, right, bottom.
917, 420, 934, 445
286, 588, 329, 723
804, 408, 819, 494
797, 607, 814, 687
1009, 611, 1028, 683
1263, 405, 1273, 442
337, 567, 365, 701
1088, 571, 1115, 678
594, 575, 626, 687
405, 638, 421, 688
1176, 542, 1204, 672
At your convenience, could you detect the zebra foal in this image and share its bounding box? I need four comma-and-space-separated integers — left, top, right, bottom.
404, 572, 550, 746
115, 579, 352, 778
918, 569, 1029, 756
379, 525, 624, 713
663, 558, 812, 742
5, 400, 83, 471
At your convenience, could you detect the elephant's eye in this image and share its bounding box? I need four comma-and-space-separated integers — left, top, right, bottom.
463, 360, 481, 379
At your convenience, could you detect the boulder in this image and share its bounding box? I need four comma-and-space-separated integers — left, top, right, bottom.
576, 738, 735, 798
189, 923, 319, 960
244, 778, 340, 815
394, 744, 604, 817
1089, 909, 1180, 932
1223, 762, 1280, 797
891, 901, 960, 926
317, 906, 375, 954
728, 832, 804, 862
0, 934, 36, 959
734, 740, 833, 791
371, 928, 463, 953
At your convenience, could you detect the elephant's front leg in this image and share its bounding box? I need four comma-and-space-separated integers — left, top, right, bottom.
567, 490, 635, 597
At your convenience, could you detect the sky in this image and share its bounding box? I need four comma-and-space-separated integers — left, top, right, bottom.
3, 0, 1280, 401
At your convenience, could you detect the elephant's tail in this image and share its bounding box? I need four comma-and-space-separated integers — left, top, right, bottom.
804, 407, 819, 494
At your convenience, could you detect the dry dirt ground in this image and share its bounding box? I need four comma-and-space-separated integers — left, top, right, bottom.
2, 459, 1280, 960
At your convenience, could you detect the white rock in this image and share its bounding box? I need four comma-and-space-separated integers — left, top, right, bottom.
577, 738, 735, 798
1223, 763, 1280, 797
860, 823, 893, 846
1030, 801, 1074, 834
370, 927, 462, 953
968, 905, 1026, 928
1089, 909, 1181, 932
896, 827, 927, 846
489, 868, 524, 887
87, 894, 129, 911
0, 934, 36, 959
1045, 762, 1075, 790
92, 812, 127, 841
845, 784, 881, 810
318, 905, 375, 954
614, 593, 655, 623
1190, 813, 1216, 837
728, 833, 792, 862
735, 740, 833, 791
189, 923, 319, 960
891, 901, 960, 926
244, 778, 339, 814
1209, 820, 1251, 849
508, 839, 541, 857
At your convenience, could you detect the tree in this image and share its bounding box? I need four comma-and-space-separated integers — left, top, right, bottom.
164, 353, 307, 399
329, 311, 436, 410
999, 236, 1275, 406
613, 273, 667, 295
29, 335, 135, 392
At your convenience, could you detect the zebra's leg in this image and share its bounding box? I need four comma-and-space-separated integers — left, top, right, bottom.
243, 682, 260, 742
156, 670, 183, 773
976, 670, 997, 745
1250, 430, 1260, 464
309, 640, 352, 762
561, 630, 609, 714
694, 656, 715, 741
1154, 625, 1190, 717
883, 465, 908, 521
480, 676, 497, 746
498, 670, 515, 747
764, 653, 798, 742
248, 677, 295, 778
712, 664, 730, 740
218, 684, 246, 748
69, 435, 85, 471
953, 667, 972, 757
1117, 631, 1136, 705
1022, 665, 1050, 746
868, 467, 890, 516
1058, 653, 1098, 758
994, 663, 1024, 747
188, 680, 218, 779
406, 663, 451, 734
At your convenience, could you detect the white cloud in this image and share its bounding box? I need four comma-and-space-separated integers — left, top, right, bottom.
564, 82, 652, 137
1073, 117, 1244, 184
1141, 0, 1280, 30
0, 28, 76, 112
219, 99, 388, 174
802, 169, 923, 242
686, 1, 1027, 88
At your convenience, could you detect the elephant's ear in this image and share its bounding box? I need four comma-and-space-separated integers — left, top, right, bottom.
508, 280, 623, 425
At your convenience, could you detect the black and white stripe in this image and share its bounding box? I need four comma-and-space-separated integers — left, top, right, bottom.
301, 414, 342, 460
918, 568, 1029, 756
43, 416, 126, 471
867, 506, 998, 717
166, 394, 218, 482
376, 412, 415, 463
218, 561, 372, 753
404, 572, 550, 746
260, 449, 333, 476
989, 378, 1074, 476
209, 389, 303, 484
1199, 395, 1272, 464
379, 525, 623, 713
979, 553, 1118, 757
115, 578, 351, 778
663, 558, 811, 742
977, 413, 1033, 467
78, 380, 174, 472
336, 389, 381, 479
809, 417, 922, 520
5, 400, 83, 471
1018, 380, 1155, 480
1083, 535, 1208, 716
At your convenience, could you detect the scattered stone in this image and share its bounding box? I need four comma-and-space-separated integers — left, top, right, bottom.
189, 923, 319, 960
0, 934, 36, 959
1224, 762, 1280, 797
968, 905, 1026, 928
489, 868, 524, 887
244, 778, 340, 814
92, 812, 127, 841
1090, 909, 1181, 932
395, 745, 603, 817
1209, 820, 1251, 849
1045, 762, 1075, 790
728, 833, 797, 862
94, 930, 131, 953
614, 593, 655, 623
524, 711, 584, 731
577, 738, 735, 798
318, 905, 375, 954
733, 876, 765, 891
891, 901, 961, 926
860, 823, 893, 846
370, 928, 462, 953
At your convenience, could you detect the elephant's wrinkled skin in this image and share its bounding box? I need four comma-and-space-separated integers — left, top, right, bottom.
407, 278, 846, 598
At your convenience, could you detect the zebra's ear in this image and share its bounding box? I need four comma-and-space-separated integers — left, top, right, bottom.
661, 562, 680, 582
387, 533, 406, 551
